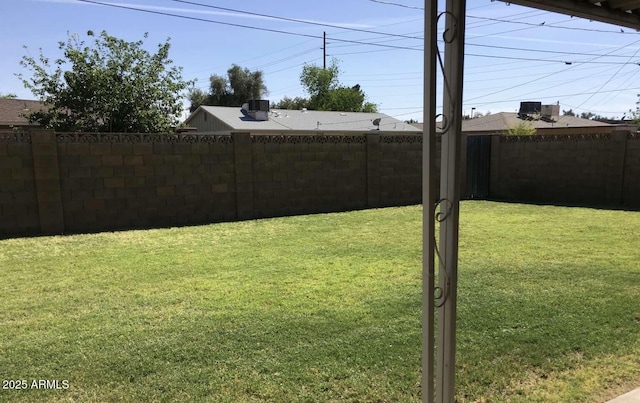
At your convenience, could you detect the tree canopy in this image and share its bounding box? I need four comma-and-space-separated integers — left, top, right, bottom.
273, 60, 377, 112
18, 30, 191, 133
507, 120, 536, 135
188, 65, 267, 112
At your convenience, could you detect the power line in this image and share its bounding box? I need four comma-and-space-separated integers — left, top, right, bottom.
72, 0, 640, 62
171, 0, 423, 41
465, 53, 640, 65
575, 44, 640, 109
75, 0, 425, 52
465, 36, 640, 104
71, 0, 640, 116
76, 0, 320, 38
468, 15, 640, 34
368, 0, 423, 11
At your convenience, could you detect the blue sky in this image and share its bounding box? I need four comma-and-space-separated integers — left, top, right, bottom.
2, 0, 640, 122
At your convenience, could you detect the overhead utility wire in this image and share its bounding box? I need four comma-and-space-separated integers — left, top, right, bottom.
466, 42, 640, 59
171, 0, 423, 41
74, 0, 640, 66
368, 0, 423, 11
75, 0, 423, 51
368, 0, 635, 34
468, 15, 640, 34
465, 53, 638, 65
465, 36, 640, 103
575, 43, 640, 109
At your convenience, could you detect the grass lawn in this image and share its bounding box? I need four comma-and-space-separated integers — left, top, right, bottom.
0, 201, 638, 402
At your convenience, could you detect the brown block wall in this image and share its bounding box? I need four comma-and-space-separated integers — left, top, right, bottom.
489, 132, 637, 208
623, 134, 640, 206
251, 134, 368, 218
378, 135, 424, 207
10, 128, 640, 238
0, 131, 39, 235
56, 133, 236, 233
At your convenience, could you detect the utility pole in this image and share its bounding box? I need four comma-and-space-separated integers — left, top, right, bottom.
323, 31, 326, 69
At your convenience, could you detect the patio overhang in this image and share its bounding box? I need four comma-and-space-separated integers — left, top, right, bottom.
500, 0, 640, 31
422, 1, 640, 402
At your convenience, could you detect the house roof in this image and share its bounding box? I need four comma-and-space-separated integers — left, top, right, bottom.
410, 112, 615, 133
0, 98, 45, 126
460, 112, 614, 133
186, 105, 418, 133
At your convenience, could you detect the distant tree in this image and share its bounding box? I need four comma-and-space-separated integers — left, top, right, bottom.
18, 30, 191, 133
405, 118, 419, 124
507, 120, 536, 135
189, 64, 267, 111
0, 93, 18, 99
272, 96, 309, 110
577, 111, 618, 121
300, 61, 377, 112
563, 109, 576, 116
274, 60, 377, 113
629, 94, 640, 126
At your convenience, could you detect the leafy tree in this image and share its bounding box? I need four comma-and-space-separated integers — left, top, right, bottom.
272, 96, 309, 110
189, 64, 267, 111
629, 94, 640, 126
507, 120, 536, 135
562, 108, 576, 116
300, 61, 377, 112
18, 30, 191, 133
0, 93, 18, 99
274, 60, 377, 112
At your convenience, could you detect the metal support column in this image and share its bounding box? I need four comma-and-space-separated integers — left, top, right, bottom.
436, 1, 466, 402
421, 0, 438, 401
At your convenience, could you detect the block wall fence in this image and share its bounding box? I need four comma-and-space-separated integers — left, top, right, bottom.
0, 130, 437, 237
1, 129, 639, 237
489, 131, 640, 207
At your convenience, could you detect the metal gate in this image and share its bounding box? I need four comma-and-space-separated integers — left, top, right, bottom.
465, 135, 491, 199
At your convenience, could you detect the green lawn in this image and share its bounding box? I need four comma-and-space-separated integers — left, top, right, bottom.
0, 201, 638, 402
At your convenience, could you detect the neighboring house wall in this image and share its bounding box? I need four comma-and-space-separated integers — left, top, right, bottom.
186, 109, 233, 132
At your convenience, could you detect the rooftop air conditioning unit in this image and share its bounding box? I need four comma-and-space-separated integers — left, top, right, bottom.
540, 104, 560, 122
518, 101, 542, 120
246, 99, 269, 121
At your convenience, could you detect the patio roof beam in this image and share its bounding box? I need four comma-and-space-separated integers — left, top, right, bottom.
500, 0, 640, 30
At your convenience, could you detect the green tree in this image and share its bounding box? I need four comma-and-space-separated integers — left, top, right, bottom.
562, 108, 576, 116
300, 61, 377, 112
189, 64, 267, 111
272, 96, 309, 110
507, 120, 536, 135
274, 60, 377, 112
0, 93, 18, 99
18, 30, 191, 133
629, 94, 640, 126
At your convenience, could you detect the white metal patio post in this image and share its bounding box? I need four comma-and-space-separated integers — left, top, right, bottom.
422, 0, 438, 401
421, 0, 467, 402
